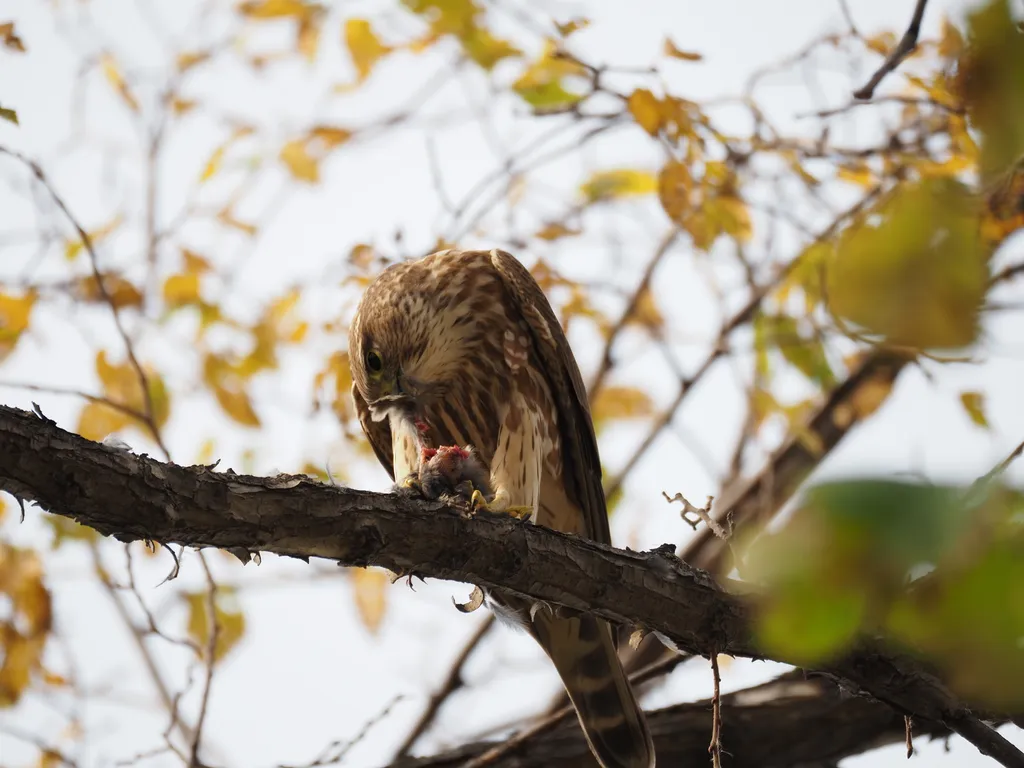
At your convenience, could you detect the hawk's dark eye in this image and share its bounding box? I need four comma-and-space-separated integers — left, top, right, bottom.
365, 350, 384, 375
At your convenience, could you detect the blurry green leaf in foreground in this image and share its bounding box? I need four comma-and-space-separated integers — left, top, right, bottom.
826, 178, 987, 350
957, 0, 1024, 182
743, 478, 1024, 706
742, 480, 970, 664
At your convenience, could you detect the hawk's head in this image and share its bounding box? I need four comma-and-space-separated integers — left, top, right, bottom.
348, 253, 484, 423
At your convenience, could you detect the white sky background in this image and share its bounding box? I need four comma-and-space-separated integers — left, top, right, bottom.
2, 0, 1024, 766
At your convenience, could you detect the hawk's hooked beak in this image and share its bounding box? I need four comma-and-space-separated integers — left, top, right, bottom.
368, 373, 418, 422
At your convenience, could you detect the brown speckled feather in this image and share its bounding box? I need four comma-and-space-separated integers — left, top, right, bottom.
347, 248, 654, 768
487, 249, 610, 544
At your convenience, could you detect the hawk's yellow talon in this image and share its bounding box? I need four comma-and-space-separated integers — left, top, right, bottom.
469, 490, 532, 521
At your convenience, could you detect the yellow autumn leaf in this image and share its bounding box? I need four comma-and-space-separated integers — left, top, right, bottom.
203, 354, 261, 426
837, 162, 875, 187
238, 0, 312, 19
200, 144, 226, 182
77, 351, 170, 441
309, 125, 352, 148
663, 38, 702, 61
345, 18, 391, 81
959, 391, 989, 428
183, 586, 246, 662
0, 290, 37, 362
100, 53, 139, 111
352, 567, 389, 634
279, 139, 319, 182
171, 98, 196, 115
217, 206, 258, 236
832, 373, 896, 429
581, 169, 657, 202
591, 386, 655, 422
163, 273, 201, 308
0, 544, 52, 707
183, 249, 213, 274
534, 222, 581, 241
296, 7, 324, 61
315, 350, 354, 421
627, 88, 662, 136
64, 214, 123, 261
555, 18, 590, 37
176, 50, 210, 71
75, 274, 143, 309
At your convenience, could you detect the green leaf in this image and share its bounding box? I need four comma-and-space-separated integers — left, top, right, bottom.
959, 0, 1024, 182
756, 580, 867, 665
826, 178, 988, 350
44, 515, 99, 549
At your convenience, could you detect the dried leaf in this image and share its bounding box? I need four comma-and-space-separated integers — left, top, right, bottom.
203, 354, 261, 427
0, 544, 52, 707
627, 88, 661, 136
534, 222, 581, 241
64, 214, 123, 261
592, 386, 654, 422
663, 38, 702, 61
176, 50, 210, 71
216, 207, 258, 236
0, 22, 26, 52
554, 18, 590, 37
100, 53, 139, 111
183, 586, 246, 662
0, 106, 17, 125
75, 274, 143, 309
353, 568, 389, 632
959, 391, 989, 428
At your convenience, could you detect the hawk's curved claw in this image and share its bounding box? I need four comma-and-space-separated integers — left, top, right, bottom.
394, 473, 425, 498
469, 489, 533, 521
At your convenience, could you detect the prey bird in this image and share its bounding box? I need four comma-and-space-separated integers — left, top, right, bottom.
348, 248, 655, 768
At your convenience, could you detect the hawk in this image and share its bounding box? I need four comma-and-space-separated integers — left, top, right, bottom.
348, 248, 655, 768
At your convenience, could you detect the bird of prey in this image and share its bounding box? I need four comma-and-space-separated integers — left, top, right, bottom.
348, 248, 655, 768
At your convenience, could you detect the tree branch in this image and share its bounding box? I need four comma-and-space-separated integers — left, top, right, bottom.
0, 404, 1021, 767
389, 671, 1014, 768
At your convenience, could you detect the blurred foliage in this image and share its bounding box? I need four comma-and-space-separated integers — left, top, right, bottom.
1, 0, 1024, 762
742, 477, 1024, 707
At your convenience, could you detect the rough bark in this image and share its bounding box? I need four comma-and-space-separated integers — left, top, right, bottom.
0, 404, 1021, 767
391, 672, 983, 768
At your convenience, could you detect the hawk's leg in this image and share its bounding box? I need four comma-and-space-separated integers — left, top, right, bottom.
469, 489, 533, 521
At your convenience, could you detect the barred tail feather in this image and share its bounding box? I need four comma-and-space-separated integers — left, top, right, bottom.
532, 612, 655, 768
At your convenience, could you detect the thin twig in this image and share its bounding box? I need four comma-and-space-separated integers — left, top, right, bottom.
0, 146, 170, 460
588, 230, 679, 398
709, 653, 723, 768
280, 695, 403, 768
853, 0, 930, 100
190, 553, 219, 767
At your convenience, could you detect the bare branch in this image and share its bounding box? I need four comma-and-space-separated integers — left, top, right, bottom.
853, 0, 930, 100
1, 404, 1022, 767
